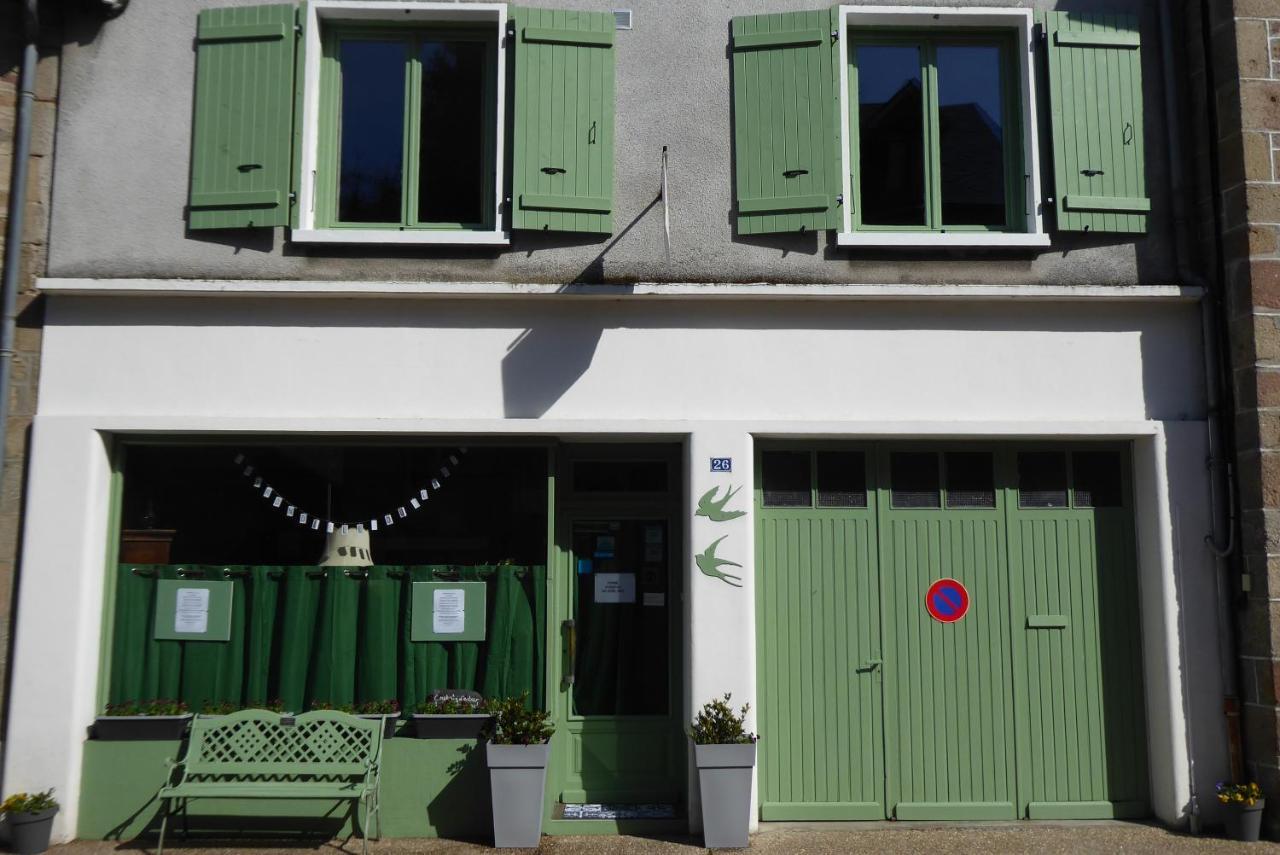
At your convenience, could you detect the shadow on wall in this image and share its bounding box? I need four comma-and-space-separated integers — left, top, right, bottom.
499, 196, 666, 417
501, 315, 604, 419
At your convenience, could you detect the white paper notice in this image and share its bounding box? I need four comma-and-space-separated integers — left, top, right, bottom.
174, 587, 210, 634
594, 573, 637, 604
433, 588, 466, 634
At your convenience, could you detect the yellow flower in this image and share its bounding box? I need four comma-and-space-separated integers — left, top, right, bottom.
1219, 794, 1230, 804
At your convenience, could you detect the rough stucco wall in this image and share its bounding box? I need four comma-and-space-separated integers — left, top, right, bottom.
47, 0, 1182, 285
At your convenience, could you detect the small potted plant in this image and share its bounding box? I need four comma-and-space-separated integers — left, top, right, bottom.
691, 693, 758, 849
93, 699, 191, 741
1218, 781, 1265, 841
355, 700, 401, 738
485, 692, 554, 848
410, 690, 491, 739
200, 699, 287, 717
2, 789, 59, 854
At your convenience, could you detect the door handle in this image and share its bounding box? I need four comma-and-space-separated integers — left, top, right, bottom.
563, 619, 576, 686
855, 658, 882, 673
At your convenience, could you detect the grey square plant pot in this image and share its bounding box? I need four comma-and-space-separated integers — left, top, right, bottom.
486, 740, 551, 848
695, 742, 757, 850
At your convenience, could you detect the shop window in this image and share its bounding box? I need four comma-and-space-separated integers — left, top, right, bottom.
816, 451, 868, 508
762, 451, 811, 507
1018, 451, 1068, 508
945, 452, 995, 509
1073, 450, 1123, 508
111, 444, 548, 715
890, 452, 940, 509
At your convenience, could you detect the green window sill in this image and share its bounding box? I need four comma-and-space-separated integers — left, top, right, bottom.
290, 228, 510, 247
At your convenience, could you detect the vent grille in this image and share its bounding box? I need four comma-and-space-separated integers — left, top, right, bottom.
613, 9, 632, 30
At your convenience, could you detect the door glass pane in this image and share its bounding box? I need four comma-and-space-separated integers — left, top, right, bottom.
946, 451, 995, 508
857, 45, 925, 226
817, 451, 867, 507
572, 460, 668, 493
1073, 451, 1123, 507
1018, 452, 1068, 508
891, 452, 940, 508
762, 451, 811, 507
572, 520, 668, 716
937, 45, 1006, 226
338, 40, 407, 224
418, 40, 488, 225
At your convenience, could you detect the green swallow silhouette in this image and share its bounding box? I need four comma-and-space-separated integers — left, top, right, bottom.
696, 485, 746, 522
696, 535, 743, 587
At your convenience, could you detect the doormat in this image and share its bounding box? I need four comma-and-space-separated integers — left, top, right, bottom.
561, 803, 676, 820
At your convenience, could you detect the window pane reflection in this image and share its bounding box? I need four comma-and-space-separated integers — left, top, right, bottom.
418, 40, 488, 225
857, 45, 925, 226
938, 45, 1006, 226
338, 40, 407, 224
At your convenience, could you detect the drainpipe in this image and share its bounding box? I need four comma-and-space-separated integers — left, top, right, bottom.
0, 0, 40, 525
1161, 0, 1245, 829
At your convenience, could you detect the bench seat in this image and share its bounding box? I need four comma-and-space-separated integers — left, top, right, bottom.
161, 781, 369, 800
156, 710, 383, 855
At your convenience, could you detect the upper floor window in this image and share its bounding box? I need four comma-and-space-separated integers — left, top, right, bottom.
851, 34, 1022, 235
729, 6, 1150, 247
187, 2, 616, 245
320, 26, 498, 232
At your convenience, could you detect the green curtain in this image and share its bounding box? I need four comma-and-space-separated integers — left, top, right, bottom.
108, 564, 546, 712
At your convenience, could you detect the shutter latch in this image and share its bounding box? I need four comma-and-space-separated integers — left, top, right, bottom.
836, 194, 844, 206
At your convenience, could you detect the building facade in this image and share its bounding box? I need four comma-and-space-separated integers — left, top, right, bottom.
0, 0, 1264, 843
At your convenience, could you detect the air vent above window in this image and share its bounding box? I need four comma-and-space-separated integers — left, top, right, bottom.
613, 9, 632, 30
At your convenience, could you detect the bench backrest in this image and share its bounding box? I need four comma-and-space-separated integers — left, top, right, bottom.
181, 709, 383, 784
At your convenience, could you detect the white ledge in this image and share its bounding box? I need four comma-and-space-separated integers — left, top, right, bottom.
37, 279, 1203, 302
836, 232, 1052, 249
290, 228, 510, 246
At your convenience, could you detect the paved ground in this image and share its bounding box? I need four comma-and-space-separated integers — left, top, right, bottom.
46, 821, 1280, 853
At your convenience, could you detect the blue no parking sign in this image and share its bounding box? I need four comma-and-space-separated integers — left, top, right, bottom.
925, 578, 970, 624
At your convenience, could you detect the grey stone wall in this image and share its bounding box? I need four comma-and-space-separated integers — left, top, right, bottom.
46, 0, 1187, 285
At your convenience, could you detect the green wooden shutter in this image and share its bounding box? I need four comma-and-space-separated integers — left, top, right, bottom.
511, 8, 616, 234
1041, 12, 1149, 234
188, 4, 299, 230
730, 10, 841, 235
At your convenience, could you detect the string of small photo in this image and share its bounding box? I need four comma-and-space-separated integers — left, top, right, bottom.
232, 448, 467, 535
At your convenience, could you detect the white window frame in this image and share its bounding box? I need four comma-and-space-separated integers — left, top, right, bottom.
293, 1, 510, 246
836, 6, 1047, 248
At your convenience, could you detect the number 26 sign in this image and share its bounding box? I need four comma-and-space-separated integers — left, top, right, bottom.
710, 458, 732, 472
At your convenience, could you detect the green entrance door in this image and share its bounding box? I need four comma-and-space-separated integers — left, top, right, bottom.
548, 447, 685, 823
755, 443, 1148, 823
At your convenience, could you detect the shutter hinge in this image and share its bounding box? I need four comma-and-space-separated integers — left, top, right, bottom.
836, 194, 844, 206
289, 191, 297, 205
1034, 23, 1046, 43
294, 23, 302, 36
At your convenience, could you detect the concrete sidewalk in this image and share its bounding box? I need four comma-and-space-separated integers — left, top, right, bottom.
47, 822, 1280, 854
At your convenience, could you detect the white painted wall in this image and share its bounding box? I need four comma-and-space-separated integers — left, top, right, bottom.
5, 289, 1224, 839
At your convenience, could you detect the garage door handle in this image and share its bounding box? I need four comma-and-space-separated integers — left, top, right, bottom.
1027, 614, 1068, 629
855, 659, 882, 673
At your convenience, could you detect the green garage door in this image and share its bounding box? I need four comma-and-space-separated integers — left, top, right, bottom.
755, 444, 1147, 822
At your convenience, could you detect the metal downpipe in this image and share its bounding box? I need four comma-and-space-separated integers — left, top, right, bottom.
0, 0, 40, 520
